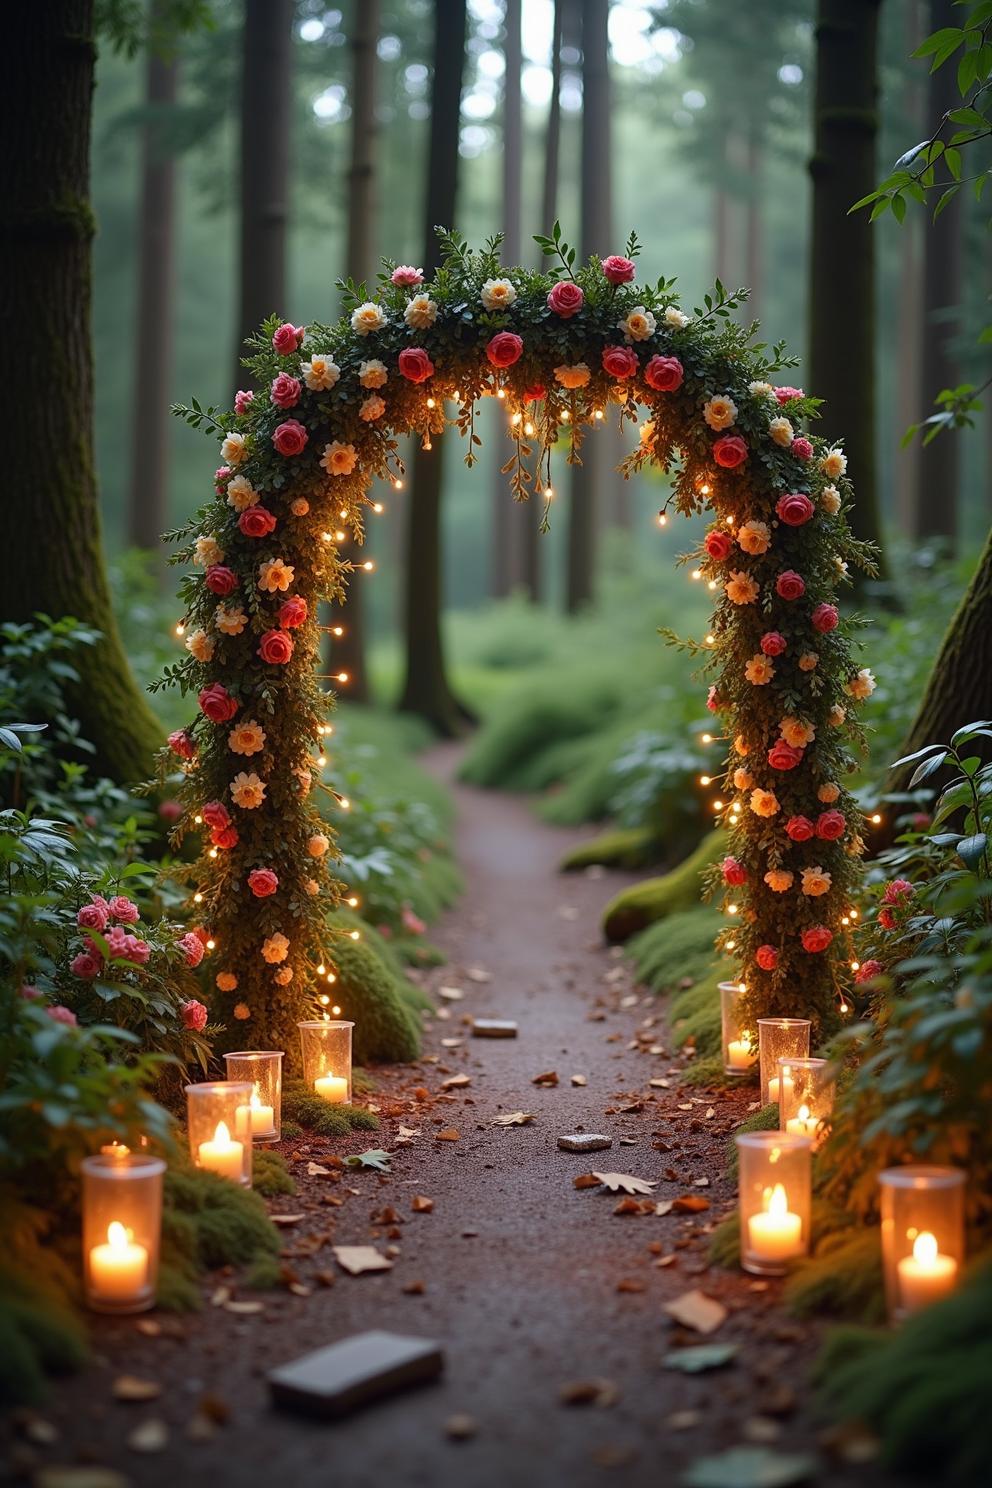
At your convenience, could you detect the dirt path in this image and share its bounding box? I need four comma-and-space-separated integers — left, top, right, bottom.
13, 747, 897, 1488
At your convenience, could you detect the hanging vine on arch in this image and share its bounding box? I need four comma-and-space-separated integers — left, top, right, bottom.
160, 225, 877, 1054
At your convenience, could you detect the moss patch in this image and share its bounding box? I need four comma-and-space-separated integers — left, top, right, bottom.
627, 905, 724, 995
326, 913, 423, 1064
602, 829, 725, 941
159, 1161, 281, 1307
282, 1078, 381, 1137
560, 825, 662, 871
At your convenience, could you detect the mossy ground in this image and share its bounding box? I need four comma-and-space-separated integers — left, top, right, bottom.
325, 908, 427, 1064
281, 1078, 381, 1138
560, 824, 662, 871
603, 829, 725, 941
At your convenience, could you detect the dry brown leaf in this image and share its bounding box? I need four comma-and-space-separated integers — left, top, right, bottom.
333, 1245, 393, 1276
466, 966, 491, 983
435, 1127, 461, 1141
442, 1073, 471, 1089
439, 985, 464, 1001
559, 1378, 618, 1408
573, 1172, 601, 1189
664, 1289, 727, 1335
112, 1375, 161, 1403
655, 1200, 674, 1217
532, 1070, 559, 1086
270, 1213, 305, 1226
411, 1195, 434, 1213
570, 1073, 588, 1087
613, 1196, 656, 1216
616, 1277, 647, 1293
307, 1161, 332, 1176
491, 1111, 534, 1126
224, 1300, 264, 1315
672, 1194, 711, 1213
402, 1278, 426, 1295
592, 1171, 657, 1195
445, 1413, 478, 1440
667, 1409, 704, 1431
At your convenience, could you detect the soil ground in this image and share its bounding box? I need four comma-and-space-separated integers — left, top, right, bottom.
5, 744, 905, 1488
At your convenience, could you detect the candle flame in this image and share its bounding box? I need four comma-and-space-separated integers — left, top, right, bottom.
250, 1085, 261, 1109
797, 1103, 811, 1123
913, 1231, 938, 1266
107, 1220, 129, 1250
213, 1120, 231, 1146
766, 1182, 788, 1216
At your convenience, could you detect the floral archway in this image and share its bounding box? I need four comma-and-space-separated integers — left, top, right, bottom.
166, 227, 875, 1054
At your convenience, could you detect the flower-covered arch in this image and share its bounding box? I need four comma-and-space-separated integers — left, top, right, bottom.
167, 227, 875, 1053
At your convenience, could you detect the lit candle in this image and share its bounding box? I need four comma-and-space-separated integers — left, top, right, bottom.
89, 1221, 148, 1304
314, 1071, 348, 1103
727, 1034, 756, 1070
748, 1182, 803, 1264
197, 1119, 245, 1181
768, 1068, 795, 1105
236, 1085, 275, 1138
897, 1231, 958, 1314
785, 1103, 817, 1138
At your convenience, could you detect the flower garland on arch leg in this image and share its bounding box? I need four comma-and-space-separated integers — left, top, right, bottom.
162, 228, 875, 1052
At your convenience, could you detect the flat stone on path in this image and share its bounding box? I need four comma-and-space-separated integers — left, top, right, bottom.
471, 1018, 518, 1038
268, 1331, 443, 1419
557, 1133, 613, 1153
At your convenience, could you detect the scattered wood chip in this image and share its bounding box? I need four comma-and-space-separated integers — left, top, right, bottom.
270, 1213, 305, 1226
492, 1111, 533, 1126
559, 1378, 618, 1408
532, 1070, 559, 1086
411, 1195, 434, 1213
333, 1245, 393, 1276
307, 1161, 332, 1176
693, 1177, 711, 1188
558, 905, 579, 920
127, 1419, 169, 1454
655, 1200, 674, 1217
435, 1128, 461, 1141
682, 1446, 817, 1488
662, 1343, 738, 1374
135, 1319, 161, 1338
441, 1038, 463, 1049
570, 1073, 587, 1087
445, 1413, 478, 1441
649, 1078, 671, 1089
442, 1074, 471, 1089
664, 1290, 727, 1335
439, 986, 465, 1002
402, 1279, 425, 1295
112, 1375, 161, 1403
225, 1300, 264, 1315
744, 1418, 783, 1444
616, 1277, 647, 1293
466, 966, 491, 983
472, 1018, 517, 1038
593, 1172, 657, 1195
667, 1409, 704, 1430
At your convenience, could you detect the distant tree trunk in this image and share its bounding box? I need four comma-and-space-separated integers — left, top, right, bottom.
808, 0, 887, 581
894, 0, 926, 536
567, 0, 611, 611
538, 0, 563, 249
398, 0, 472, 733
127, 8, 177, 571
332, 0, 380, 705
745, 128, 763, 322
490, 0, 523, 600
233, 0, 293, 389
712, 131, 733, 284
914, 0, 962, 548
1, 0, 164, 784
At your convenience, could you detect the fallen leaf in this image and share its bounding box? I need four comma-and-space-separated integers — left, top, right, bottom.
441, 1038, 463, 1048
744, 1418, 783, 1444
613, 1196, 656, 1216
654, 1200, 674, 1217
593, 1172, 657, 1195
135, 1319, 161, 1337
705, 1107, 716, 1120
492, 1112, 534, 1127
270, 1213, 305, 1226
344, 1149, 392, 1172
649, 1078, 671, 1089
439, 985, 464, 1001
436, 1127, 461, 1140
224, 1300, 264, 1315
333, 1245, 393, 1276
672, 1194, 711, 1213
663, 1343, 739, 1374
402, 1279, 426, 1295
693, 1177, 711, 1188
411, 1195, 434, 1213
559, 1378, 618, 1407
532, 1070, 559, 1086
20, 1416, 58, 1445
570, 1073, 587, 1086
667, 1409, 704, 1430
127, 1419, 169, 1454
112, 1375, 161, 1403
818, 1421, 881, 1466
664, 1290, 727, 1335
445, 1413, 478, 1440
210, 1285, 231, 1307
682, 1447, 817, 1488
678, 1102, 694, 1111
307, 1162, 332, 1176
442, 1073, 471, 1090
396, 1125, 421, 1141
466, 966, 491, 983
616, 1277, 647, 1292
573, 1173, 601, 1189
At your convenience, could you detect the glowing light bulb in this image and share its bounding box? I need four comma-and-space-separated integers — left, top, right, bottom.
657, 513, 667, 526
839, 1000, 850, 1014
699, 483, 711, 496
205, 938, 216, 951
849, 908, 859, 920
705, 634, 715, 646
322, 531, 332, 542
850, 960, 860, 972
175, 622, 185, 636
496, 388, 506, 399
561, 410, 570, 422
338, 796, 351, 810
701, 733, 713, 744
336, 671, 350, 683
319, 993, 329, 1006
708, 580, 718, 591
209, 847, 218, 859
362, 560, 374, 571
426, 397, 436, 408
726, 940, 736, 951
524, 421, 535, 435
727, 903, 739, 916
713, 799, 724, 811
691, 568, 703, 581
331, 626, 344, 637
511, 412, 522, 426
870, 813, 882, 825
194, 892, 203, 904
317, 963, 326, 976
346, 895, 359, 908
349, 930, 360, 941
594, 408, 604, 420
339, 508, 349, 519
317, 754, 328, 767
699, 775, 711, 786
373, 501, 384, 513
393, 478, 404, 490
332, 1004, 341, 1015
545, 485, 554, 499
194, 814, 203, 825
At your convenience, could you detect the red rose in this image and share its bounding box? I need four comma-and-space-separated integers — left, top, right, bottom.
776, 493, 815, 527
486, 331, 524, 369
192, 926, 211, 945
713, 434, 748, 469
272, 419, 308, 456
775, 386, 804, 404
721, 856, 747, 887
812, 602, 839, 633
755, 945, 778, 971
205, 564, 238, 596
601, 344, 639, 379
776, 570, 806, 601
878, 907, 897, 930
398, 346, 434, 383
786, 815, 815, 842
238, 505, 277, 538
855, 959, 884, 984
547, 280, 584, 317
179, 933, 205, 969
168, 728, 197, 760
212, 824, 239, 849
816, 810, 846, 841
882, 878, 914, 905
706, 685, 721, 713
202, 801, 230, 831
248, 867, 279, 898
768, 739, 804, 771
523, 383, 545, 401
643, 354, 684, 392
705, 529, 733, 561
801, 925, 833, 953
792, 437, 814, 460
270, 372, 302, 409
198, 683, 238, 723
760, 631, 787, 657
258, 629, 294, 665
273, 322, 305, 355
180, 997, 208, 1029
278, 595, 308, 629
602, 254, 636, 284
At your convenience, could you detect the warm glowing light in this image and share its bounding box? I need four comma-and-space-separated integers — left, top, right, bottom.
767, 1183, 788, 1218
336, 671, 350, 683
913, 1231, 938, 1267
561, 409, 570, 422
331, 626, 344, 637
349, 930, 360, 941
338, 796, 351, 810
317, 754, 327, 768
511, 412, 522, 426
335, 529, 346, 542
727, 903, 739, 916
426, 397, 436, 408
339, 508, 349, 519
107, 1221, 130, 1251
657, 513, 667, 526
194, 892, 203, 904
699, 483, 711, 496
871, 813, 882, 825
545, 485, 554, 499
208, 847, 218, 859
346, 895, 359, 908
496, 388, 506, 400
362, 560, 375, 571
691, 568, 703, 581
839, 1001, 850, 1014
524, 421, 535, 435
321, 531, 332, 542
175, 622, 185, 636
705, 634, 715, 646
205, 938, 216, 951
849, 908, 859, 920
725, 940, 736, 950
393, 478, 404, 490
373, 501, 384, 513
194, 814, 203, 824
594, 408, 604, 420
319, 993, 329, 1005
713, 799, 724, 811
317, 963, 326, 976
332, 1004, 341, 1015
699, 775, 711, 786
850, 960, 860, 971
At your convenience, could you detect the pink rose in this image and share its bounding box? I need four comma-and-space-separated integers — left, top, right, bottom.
248, 867, 279, 898
205, 564, 238, 597
776, 570, 806, 601
18, 983, 42, 1000
270, 372, 302, 409
272, 322, 305, 355
238, 505, 277, 539
214, 465, 231, 491
46, 1005, 78, 1026
158, 799, 182, 822
401, 905, 426, 936
71, 953, 101, 980
704, 529, 733, 561
755, 945, 778, 971
601, 344, 639, 379
713, 434, 748, 469
486, 331, 524, 369
122, 934, 150, 967
272, 419, 308, 456
179, 932, 204, 969
801, 925, 833, 953
168, 729, 197, 760
77, 902, 108, 932
201, 800, 230, 831
816, 810, 846, 841
776, 493, 815, 527
601, 254, 636, 285
760, 631, 787, 657
882, 878, 914, 905
398, 346, 434, 383
547, 280, 584, 318
234, 389, 254, 415
855, 959, 884, 984
258, 629, 294, 665
643, 354, 684, 392
278, 595, 308, 629
786, 816, 815, 842
180, 997, 208, 1030
391, 265, 424, 287
768, 739, 804, 771
792, 437, 813, 461
706, 685, 721, 713
108, 896, 139, 924
812, 602, 839, 633
212, 824, 239, 850
199, 683, 239, 724
523, 383, 545, 402
721, 856, 747, 887
878, 907, 897, 930
775, 386, 804, 404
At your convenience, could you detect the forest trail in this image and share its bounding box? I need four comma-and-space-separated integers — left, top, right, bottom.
26, 744, 897, 1488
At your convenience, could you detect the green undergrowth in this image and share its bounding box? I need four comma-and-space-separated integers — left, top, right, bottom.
327, 909, 425, 1063
627, 905, 723, 993
0, 1198, 88, 1407
560, 824, 662, 871
603, 829, 725, 941
282, 1078, 381, 1138
157, 1157, 287, 1309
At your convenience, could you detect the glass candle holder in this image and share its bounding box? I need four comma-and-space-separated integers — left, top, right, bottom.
879, 1166, 966, 1323
757, 1018, 811, 1106
736, 1131, 813, 1276
299, 1020, 354, 1103
81, 1152, 165, 1314
185, 1081, 253, 1186
224, 1051, 283, 1144
777, 1056, 835, 1147
720, 981, 757, 1077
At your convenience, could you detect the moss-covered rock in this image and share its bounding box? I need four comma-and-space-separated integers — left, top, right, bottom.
325, 924, 422, 1064
602, 829, 725, 941
560, 825, 662, 871
160, 1163, 280, 1298
282, 1078, 381, 1137
786, 1225, 885, 1323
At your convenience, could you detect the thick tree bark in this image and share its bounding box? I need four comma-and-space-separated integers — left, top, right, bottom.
1, 1, 164, 783
398, 0, 472, 734
127, 10, 177, 568
808, 0, 887, 580
233, 0, 293, 390
490, 0, 524, 600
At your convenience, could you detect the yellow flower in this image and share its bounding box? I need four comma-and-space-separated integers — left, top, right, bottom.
228, 719, 266, 756
798, 651, 819, 672
734, 734, 749, 756
829, 704, 847, 726
764, 869, 794, 892
261, 932, 290, 964
321, 441, 358, 477
216, 971, 238, 992
726, 571, 759, 605
750, 788, 780, 818
821, 447, 847, 479
664, 306, 690, 329
350, 301, 387, 336
801, 866, 832, 897
194, 535, 223, 567
221, 431, 247, 465
403, 293, 438, 330
359, 359, 388, 388
745, 654, 774, 686
818, 782, 840, 804
780, 717, 815, 748
846, 668, 876, 700
290, 497, 310, 516
703, 394, 737, 431
230, 771, 266, 809
273, 965, 294, 985
360, 394, 386, 422
820, 484, 841, 514
481, 277, 517, 311
301, 353, 340, 391
185, 628, 214, 663
308, 832, 330, 858
733, 767, 753, 791
737, 520, 771, 555
619, 306, 657, 341
769, 416, 794, 447
215, 605, 248, 636
232, 1002, 251, 1020
554, 362, 591, 389
258, 557, 295, 593
226, 475, 259, 511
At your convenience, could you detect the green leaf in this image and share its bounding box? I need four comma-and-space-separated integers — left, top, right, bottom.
908, 751, 948, 787
663, 1344, 738, 1373
682, 1447, 817, 1488
956, 832, 988, 870
344, 1148, 391, 1172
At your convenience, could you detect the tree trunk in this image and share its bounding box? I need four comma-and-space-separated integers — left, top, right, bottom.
1, 0, 164, 784
914, 0, 963, 548
233, 0, 293, 390
567, 0, 611, 612
398, 0, 472, 733
745, 129, 763, 323
127, 6, 177, 570
893, 0, 926, 537
808, 0, 887, 580
332, 0, 380, 705
490, 0, 523, 599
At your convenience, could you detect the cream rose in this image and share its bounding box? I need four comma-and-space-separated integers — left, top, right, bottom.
226, 475, 259, 511
359, 359, 388, 388
481, 277, 517, 311
302, 353, 340, 391
221, 432, 247, 466
554, 362, 591, 389
620, 306, 657, 341
351, 302, 387, 335
703, 394, 738, 431
403, 293, 438, 330
321, 441, 358, 476
769, 416, 794, 448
